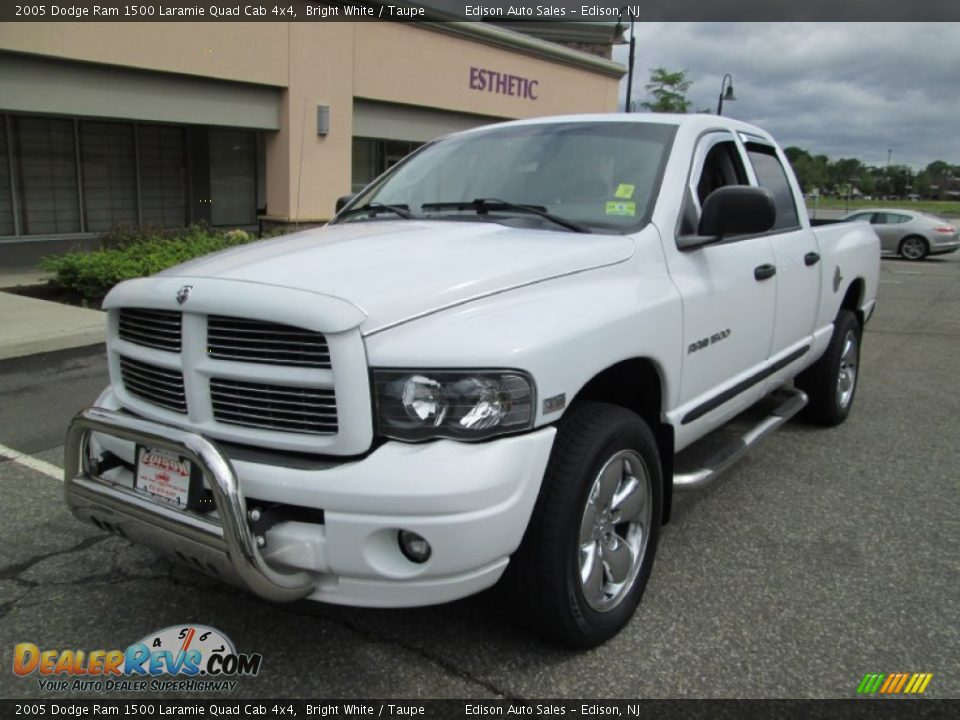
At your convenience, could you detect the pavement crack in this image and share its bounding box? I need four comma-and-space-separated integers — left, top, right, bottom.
0, 534, 112, 583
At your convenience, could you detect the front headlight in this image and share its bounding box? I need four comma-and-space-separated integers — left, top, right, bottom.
373, 369, 535, 441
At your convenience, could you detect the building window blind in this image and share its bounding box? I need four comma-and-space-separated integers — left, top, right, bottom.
14, 116, 80, 235
80, 121, 137, 232
138, 124, 187, 228
0, 117, 14, 236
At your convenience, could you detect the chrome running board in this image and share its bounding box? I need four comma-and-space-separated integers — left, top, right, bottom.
673, 387, 808, 490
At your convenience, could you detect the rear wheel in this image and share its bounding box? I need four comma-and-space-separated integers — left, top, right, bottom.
508, 402, 662, 648
899, 235, 928, 260
797, 309, 861, 426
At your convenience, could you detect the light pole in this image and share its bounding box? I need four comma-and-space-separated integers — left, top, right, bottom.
614, 7, 637, 113
717, 73, 736, 115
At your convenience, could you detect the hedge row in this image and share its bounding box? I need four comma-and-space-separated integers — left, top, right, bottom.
41, 226, 261, 307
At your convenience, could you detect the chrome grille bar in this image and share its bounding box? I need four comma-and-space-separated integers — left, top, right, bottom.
207, 316, 331, 368
119, 356, 187, 414
118, 308, 182, 352
210, 378, 337, 435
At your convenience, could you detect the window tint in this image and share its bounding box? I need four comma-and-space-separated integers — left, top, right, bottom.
847, 212, 873, 223
746, 143, 800, 231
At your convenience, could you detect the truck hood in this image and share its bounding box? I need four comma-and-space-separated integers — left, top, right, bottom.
160, 220, 634, 333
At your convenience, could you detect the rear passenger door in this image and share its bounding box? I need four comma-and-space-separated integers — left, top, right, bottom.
742, 137, 821, 367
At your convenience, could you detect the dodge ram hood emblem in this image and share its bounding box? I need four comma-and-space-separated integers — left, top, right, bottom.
176, 285, 193, 305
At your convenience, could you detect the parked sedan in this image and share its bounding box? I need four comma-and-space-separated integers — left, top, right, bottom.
843, 209, 960, 260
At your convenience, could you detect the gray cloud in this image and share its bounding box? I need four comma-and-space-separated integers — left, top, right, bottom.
615, 23, 960, 169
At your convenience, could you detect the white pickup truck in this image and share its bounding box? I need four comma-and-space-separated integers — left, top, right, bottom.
65, 114, 879, 647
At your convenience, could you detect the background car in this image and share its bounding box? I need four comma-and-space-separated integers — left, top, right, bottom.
843, 209, 960, 260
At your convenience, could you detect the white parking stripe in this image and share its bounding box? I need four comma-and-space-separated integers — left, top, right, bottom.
0, 442, 64, 481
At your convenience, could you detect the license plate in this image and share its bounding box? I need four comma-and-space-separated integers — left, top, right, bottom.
135, 445, 198, 510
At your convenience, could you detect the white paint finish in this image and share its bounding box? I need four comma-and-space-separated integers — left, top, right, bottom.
155, 219, 634, 335
76, 113, 882, 607
0, 442, 63, 481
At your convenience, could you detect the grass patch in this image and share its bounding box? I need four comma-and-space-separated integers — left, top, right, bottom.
806, 199, 960, 216
41, 225, 260, 307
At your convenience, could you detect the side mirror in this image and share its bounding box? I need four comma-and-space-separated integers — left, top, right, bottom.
335, 194, 357, 213
697, 185, 776, 239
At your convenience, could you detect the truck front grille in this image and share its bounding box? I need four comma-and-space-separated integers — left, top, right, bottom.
119, 356, 187, 414
118, 308, 182, 352
207, 316, 331, 369
210, 378, 338, 435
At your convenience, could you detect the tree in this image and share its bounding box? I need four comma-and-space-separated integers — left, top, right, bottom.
640, 67, 692, 113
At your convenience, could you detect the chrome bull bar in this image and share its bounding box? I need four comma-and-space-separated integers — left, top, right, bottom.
64, 407, 316, 602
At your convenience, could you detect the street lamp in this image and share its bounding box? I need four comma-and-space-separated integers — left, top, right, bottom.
614, 7, 637, 113
717, 73, 736, 115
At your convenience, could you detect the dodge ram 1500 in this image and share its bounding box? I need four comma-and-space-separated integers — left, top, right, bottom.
64, 114, 880, 647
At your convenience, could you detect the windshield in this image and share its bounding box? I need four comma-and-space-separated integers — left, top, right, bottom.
339, 121, 677, 234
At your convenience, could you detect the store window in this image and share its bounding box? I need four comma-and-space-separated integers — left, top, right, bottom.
14, 116, 80, 235
0, 121, 14, 236
210, 128, 257, 226
80, 121, 138, 232
0, 114, 263, 238
352, 138, 422, 192
138, 124, 188, 229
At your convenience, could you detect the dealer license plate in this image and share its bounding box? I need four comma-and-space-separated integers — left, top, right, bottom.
135, 445, 197, 509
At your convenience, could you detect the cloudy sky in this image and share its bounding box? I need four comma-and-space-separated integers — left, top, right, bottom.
613, 23, 960, 170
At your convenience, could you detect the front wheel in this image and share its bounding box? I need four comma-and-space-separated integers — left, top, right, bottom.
797, 309, 861, 425
508, 402, 662, 648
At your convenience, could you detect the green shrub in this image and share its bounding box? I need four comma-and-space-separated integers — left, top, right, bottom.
41, 225, 259, 307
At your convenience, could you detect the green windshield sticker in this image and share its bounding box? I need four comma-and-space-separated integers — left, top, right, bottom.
615, 183, 635, 199
606, 201, 636, 217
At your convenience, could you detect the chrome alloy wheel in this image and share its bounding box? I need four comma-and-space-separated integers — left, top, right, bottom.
836, 329, 859, 410
578, 449, 652, 613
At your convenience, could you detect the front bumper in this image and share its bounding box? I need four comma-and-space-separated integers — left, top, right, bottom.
65, 404, 556, 607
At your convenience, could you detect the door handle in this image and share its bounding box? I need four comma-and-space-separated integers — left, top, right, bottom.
754, 264, 777, 281
804, 252, 821, 266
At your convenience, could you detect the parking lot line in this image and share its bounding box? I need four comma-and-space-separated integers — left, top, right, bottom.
0, 442, 64, 481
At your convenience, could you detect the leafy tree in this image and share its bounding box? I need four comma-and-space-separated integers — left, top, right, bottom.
640, 67, 692, 113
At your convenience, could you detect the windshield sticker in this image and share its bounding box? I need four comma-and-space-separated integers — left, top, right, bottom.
605, 201, 636, 217
615, 183, 635, 199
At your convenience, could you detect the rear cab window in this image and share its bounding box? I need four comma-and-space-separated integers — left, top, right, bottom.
744, 142, 800, 232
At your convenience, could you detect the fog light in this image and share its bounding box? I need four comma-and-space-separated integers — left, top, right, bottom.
398, 530, 431, 563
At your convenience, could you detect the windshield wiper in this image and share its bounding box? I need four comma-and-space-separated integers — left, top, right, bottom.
421, 198, 591, 234
338, 202, 415, 220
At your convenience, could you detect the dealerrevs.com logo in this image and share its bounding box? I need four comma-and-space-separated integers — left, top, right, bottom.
13, 624, 262, 693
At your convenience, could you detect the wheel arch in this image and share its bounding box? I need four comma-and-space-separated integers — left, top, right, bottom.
567, 358, 675, 525
840, 277, 866, 326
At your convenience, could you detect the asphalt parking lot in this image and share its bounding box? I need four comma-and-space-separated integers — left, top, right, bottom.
1, 254, 958, 700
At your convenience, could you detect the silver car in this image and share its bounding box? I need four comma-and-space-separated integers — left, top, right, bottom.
843, 209, 960, 260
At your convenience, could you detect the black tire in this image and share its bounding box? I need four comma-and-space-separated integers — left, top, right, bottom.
796, 309, 861, 426
898, 235, 929, 261
507, 402, 662, 648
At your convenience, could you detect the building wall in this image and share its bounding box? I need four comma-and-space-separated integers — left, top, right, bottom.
0, 21, 622, 236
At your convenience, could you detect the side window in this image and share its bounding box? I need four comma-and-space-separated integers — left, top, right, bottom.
891, 214, 911, 224
745, 143, 800, 231
679, 139, 748, 236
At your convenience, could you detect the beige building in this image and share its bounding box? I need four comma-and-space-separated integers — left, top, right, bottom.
0, 18, 624, 265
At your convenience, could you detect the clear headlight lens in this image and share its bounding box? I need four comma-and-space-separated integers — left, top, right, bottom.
373, 370, 535, 441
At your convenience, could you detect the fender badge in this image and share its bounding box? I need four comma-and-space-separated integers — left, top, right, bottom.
176, 285, 193, 305
833, 267, 843, 293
